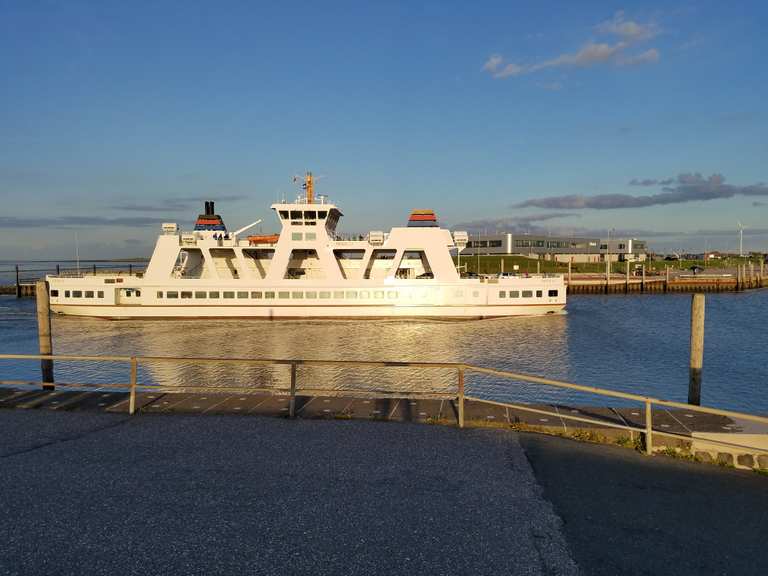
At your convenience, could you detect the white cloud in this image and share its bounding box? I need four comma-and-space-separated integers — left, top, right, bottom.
483, 12, 660, 81
596, 11, 659, 42
617, 48, 660, 66
482, 54, 503, 73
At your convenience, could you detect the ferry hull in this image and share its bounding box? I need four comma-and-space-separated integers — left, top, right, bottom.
50, 303, 566, 320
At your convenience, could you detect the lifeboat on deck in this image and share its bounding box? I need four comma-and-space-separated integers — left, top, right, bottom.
247, 234, 280, 245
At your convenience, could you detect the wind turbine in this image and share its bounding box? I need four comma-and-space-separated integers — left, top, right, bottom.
737, 221, 748, 257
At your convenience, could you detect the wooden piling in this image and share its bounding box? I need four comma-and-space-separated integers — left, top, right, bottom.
641, 265, 646, 292
625, 261, 630, 293
35, 280, 54, 389
567, 260, 572, 285
665, 265, 669, 292
688, 294, 705, 406
15, 265, 21, 298
457, 367, 465, 429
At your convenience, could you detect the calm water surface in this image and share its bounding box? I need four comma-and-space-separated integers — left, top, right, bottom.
1, 292, 766, 412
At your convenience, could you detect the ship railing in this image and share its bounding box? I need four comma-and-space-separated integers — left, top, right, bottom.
1, 353, 767, 458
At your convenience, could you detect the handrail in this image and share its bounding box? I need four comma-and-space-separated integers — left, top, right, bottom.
1, 353, 767, 457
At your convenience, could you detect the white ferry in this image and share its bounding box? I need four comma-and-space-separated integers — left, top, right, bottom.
47, 174, 566, 319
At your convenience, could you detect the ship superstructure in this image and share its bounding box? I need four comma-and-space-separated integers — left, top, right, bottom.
46, 174, 566, 319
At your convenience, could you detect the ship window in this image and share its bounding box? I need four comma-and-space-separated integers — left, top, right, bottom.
319, 291, 331, 299
360, 290, 369, 299
345, 291, 358, 299
472, 291, 479, 298
305, 221, 316, 226
181, 291, 193, 299
97, 291, 104, 298
548, 289, 558, 297
104, 279, 115, 284
304, 211, 316, 219
85, 291, 94, 298
522, 290, 533, 298
499, 291, 506, 298
292, 292, 303, 299
387, 291, 398, 299
73, 291, 82, 298
251, 291, 262, 299
279, 210, 289, 219
305, 232, 316, 241
536, 290, 543, 298
167, 291, 179, 299
395, 251, 433, 280
156, 291, 163, 298
136, 290, 141, 297
305, 291, 317, 299
195, 291, 207, 298
237, 291, 248, 299
318, 211, 327, 219
264, 291, 275, 299
292, 232, 303, 241
374, 291, 384, 299
65, 290, 70, 297
51, 290, 59, 297
223, 291, 235, 299
278, 291, 289, 299
333, 291, 344, 299
509, 291, 520, 298
209, 291, 220, 298
290, 210, 302, 219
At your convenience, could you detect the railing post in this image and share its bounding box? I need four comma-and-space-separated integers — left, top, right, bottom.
644, 399, 653, 455
129, 357, 137, 415
458, 366, 465, 429
289, 362, 297, 418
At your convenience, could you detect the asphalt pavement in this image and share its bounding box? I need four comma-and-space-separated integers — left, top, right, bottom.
0, 411, 765, 575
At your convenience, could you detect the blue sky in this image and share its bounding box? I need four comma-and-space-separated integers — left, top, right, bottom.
0, 0, 766, 258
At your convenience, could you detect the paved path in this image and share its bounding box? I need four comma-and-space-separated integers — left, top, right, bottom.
0, 411, 576, 576
0, 411, 766, 575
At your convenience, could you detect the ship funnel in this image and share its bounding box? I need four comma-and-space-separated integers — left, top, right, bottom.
209, 201, 215, 215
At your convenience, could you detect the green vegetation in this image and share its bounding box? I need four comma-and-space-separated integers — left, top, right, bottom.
453, 254, 764, 276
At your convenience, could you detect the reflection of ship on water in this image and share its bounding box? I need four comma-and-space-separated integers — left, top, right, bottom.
51, 313, 571, 403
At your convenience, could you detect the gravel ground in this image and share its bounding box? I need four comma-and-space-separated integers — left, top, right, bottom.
0, 411, 578, 576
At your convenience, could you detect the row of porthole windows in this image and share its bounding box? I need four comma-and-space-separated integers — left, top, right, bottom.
157, 290, 402, 300
52, 289, 105, 299
498, 289, 558, 298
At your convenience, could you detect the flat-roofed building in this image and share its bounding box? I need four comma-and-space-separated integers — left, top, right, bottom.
459, 233, 647, 262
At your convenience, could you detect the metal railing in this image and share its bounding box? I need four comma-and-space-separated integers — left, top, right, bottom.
1, 353, 767, 457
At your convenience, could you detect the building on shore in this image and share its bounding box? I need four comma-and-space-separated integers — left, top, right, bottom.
458, 233, 647, 263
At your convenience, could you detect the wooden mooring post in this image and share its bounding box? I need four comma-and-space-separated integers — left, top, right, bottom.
625, 261, 630, 293
665, 265, 670, 292
15, 264, 21, 298
567, 260, 572, 285
641, 264, 646, 292
457, 366, 465, 429
289, 362, 297, 418
35, 280, 54, 389
605, 258, 610, 294
688, 294, 705, 405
